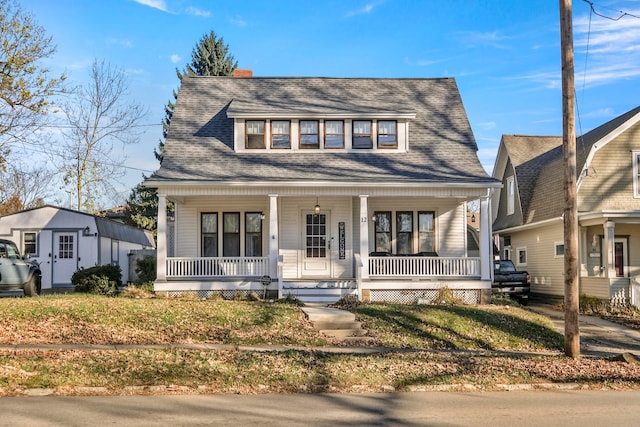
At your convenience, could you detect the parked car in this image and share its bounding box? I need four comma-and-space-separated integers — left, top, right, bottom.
492, 259, 530, 304
0, 239, 41, 296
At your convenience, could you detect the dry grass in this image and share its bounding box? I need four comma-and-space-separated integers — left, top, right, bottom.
1, 294, 640, 396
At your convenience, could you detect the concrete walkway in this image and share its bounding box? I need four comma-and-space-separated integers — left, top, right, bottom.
523, 303, 640, 357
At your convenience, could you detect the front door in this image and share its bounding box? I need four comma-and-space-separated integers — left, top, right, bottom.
301, 211, 331, 277
614, 238, 628, 277
52, 232, 77, 285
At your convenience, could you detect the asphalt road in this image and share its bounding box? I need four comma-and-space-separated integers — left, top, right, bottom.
1, 390, 639, 426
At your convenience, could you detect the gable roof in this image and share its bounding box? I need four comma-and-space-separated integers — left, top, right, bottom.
494, 106, 640, 226
0, 205, 154, 247
147, 76, 496, 187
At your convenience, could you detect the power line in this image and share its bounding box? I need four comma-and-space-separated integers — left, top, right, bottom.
583, 0, 640, 21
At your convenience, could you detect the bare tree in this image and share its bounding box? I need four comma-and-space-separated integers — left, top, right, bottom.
0, 163, 53, 214
0, 0, 65, 165
54, 59, 146, 212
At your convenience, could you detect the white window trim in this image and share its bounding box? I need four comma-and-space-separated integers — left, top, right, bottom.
506, 176, 515, 215
23, 231, 38, 257
633, 151, 640, 198
554, 241, 564, 258
516, 246, 527, 266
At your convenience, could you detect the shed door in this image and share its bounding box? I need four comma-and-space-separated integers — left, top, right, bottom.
301, 211, 331, 277
53, 232, 77, 285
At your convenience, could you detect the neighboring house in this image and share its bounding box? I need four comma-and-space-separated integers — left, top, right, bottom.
0, 205, 155, 291
491, 106, 640, 306
145, 74, 500, 303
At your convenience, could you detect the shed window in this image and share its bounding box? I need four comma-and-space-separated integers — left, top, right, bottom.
24, 232, 37, 256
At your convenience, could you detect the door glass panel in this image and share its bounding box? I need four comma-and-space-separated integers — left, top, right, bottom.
59, 235, 74, 259
306, 214, 327, 258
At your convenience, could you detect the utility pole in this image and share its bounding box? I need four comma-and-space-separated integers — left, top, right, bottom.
560, 0, 580, 358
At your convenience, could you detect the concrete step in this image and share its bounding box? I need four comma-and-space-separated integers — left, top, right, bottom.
320, 328, 368, 338
312, 321, 364, 330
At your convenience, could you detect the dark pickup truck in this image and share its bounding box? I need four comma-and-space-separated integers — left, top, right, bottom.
492, 260, 530, 304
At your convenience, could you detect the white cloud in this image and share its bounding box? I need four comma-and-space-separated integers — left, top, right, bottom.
132, 0, 169, 13
186, 6, 211, 17
108, 38, 133, 48
458, 30, 513, 50
229, 15, 248, 27
170, 54, 181, 64
573, 8, 640, 87
344, 1, 385, 18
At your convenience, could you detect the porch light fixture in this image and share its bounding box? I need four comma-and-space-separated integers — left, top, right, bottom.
471, 213, 476, 223
371, 214, 377, 222
314, 198, 321, 214
260, 212, 265, 220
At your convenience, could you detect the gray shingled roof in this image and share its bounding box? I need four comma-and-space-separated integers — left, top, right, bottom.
500, 106, 640, 224
148, 76, 495, 185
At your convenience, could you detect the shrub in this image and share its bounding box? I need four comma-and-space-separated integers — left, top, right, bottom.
135, 256, 156, 284
72, 264, 122, 296
275, 293, 304, 306
333, 294, 362, 310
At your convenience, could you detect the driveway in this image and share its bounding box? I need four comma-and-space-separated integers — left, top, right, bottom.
529, 303, 640, 357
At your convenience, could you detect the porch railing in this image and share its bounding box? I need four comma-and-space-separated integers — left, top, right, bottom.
166, 257, 269, 278
369, 256, 480, 278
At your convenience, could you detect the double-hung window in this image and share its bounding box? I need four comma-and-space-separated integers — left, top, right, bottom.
374, 211, 392, 253
377, 121, 397, 148
271, 120, 290, 148
246, 120, 265, 149
506, 176, 515, 215
325, 120, 344, 148
396, 212, 413, 254
23, 232, 37, 256
245, 212, 263, 256
300, 120, 319, 149
418, 211, 435, 253
201, 213, 218, 257
353, 120, 372, 148
223, 213, 241, 256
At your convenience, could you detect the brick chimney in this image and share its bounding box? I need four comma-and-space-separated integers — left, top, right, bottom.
232, 69, 253, 78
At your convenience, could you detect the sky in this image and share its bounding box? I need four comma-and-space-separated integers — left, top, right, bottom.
21, 0, 640, 208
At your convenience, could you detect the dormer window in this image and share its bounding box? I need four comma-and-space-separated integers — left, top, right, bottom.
378, 121, 397, 148
325, 120, 344, 149
271, 120, 290, 149
353, 121, 372, 149
246, 120, 265, 149
300, 120, 319, 149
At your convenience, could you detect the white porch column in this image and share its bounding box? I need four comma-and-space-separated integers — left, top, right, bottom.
604, 221, 616, 278
269, 194, 279, 279
156, 193, 167, 283
359, 195, 370, 279
580, 226, 588, 276
479, 195, 492, 281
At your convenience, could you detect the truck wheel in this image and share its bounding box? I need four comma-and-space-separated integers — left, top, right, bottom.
23, 275, 41, 297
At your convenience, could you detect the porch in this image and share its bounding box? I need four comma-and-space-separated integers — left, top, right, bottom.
157, 254, 486, 303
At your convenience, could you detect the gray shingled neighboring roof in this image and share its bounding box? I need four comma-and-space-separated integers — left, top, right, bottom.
95, 217, 155, 247
500, 106, 640, 225
148, 76, 495, 185
501, 135, 563, 223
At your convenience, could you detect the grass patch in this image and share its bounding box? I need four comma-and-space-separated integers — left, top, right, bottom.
352, 303, 564, 352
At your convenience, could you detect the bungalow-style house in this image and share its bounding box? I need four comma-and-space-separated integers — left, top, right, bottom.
491, 106, 640, 307
0, 205, 155, 291
145, 74, 500, 303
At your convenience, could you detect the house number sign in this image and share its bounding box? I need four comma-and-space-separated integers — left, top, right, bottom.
338, 222, 345, 260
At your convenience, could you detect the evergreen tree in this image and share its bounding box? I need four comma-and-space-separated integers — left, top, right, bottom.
155, 30, 238, 163
129, 30, 238, 234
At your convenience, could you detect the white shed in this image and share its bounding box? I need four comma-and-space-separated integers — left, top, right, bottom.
0, 205, 155, 290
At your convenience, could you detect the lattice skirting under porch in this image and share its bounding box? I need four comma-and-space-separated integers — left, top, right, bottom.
158, 289, 277, 300
368, 289, 481, 305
